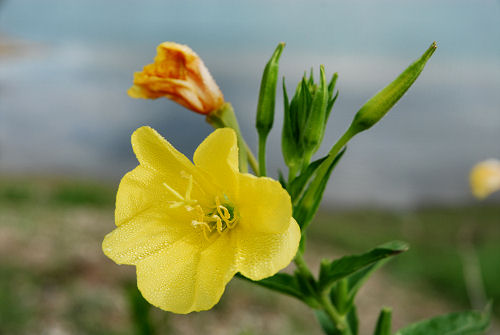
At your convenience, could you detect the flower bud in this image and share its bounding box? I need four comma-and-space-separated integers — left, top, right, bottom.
256, 42, 285, 137
282, 67, 338, 177
128, 42, 224, 115
350, 42, 436, 134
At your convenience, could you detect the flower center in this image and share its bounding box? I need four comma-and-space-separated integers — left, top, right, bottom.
163, 174, 238, 240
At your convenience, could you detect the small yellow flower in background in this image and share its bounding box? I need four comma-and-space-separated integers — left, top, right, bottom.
470, 159, 500, 199
128, 42, 224, 115
102, 126, 300, 313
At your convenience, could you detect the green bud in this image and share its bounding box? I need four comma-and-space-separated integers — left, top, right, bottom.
256, 42, 285, 176
374, 308, 392, 335
282, 66, 339, 180
302, 65, 328, 162
351, 42, 437, 134
256, 42, 285, 137
282, 78, 301, 173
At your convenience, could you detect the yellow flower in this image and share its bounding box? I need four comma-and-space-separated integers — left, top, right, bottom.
128, 42, 224, 115
102, 127, 300, 313
470, 159, 500, 199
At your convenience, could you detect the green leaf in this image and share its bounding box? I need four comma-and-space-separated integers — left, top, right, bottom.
394, 306, 491, 335
235, 272, 306, 303
315, 310, 340, 335
345, 258, 391, 307
288, 155, 328, 200
315, 305, 359, 335
318, 241, 409, 290
347, 305, 359, 335
124, 282, 157, 335
277, 169, 287, 189
374, 308, 392, 335
293, 148, 346, 231
294, 269, 321, 308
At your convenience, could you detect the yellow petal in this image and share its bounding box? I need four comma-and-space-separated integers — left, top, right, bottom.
115, 164, 209, 226
236, 218, 300, 281
237, 173, 292, 233
131, 126, 195, 176
103, 207, 197, 265
136, 234, 236, 313
193, 128, 239, 195
470, 159, 500, 199
129, 126, 215, 200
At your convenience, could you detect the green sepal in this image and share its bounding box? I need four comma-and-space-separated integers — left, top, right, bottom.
293, 148, 346, 231
374, 308, 392, 335
394, 305, 491, 335
326, 73, 339, 122
350, 42, 436, 134
256, 42, 285, 137
282, 77, 302, 175
318, 241, 409, 291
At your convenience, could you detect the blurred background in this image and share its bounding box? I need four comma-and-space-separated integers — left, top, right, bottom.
1, 0, 499, 334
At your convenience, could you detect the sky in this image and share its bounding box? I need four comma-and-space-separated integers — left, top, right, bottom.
1, 0, 500, 208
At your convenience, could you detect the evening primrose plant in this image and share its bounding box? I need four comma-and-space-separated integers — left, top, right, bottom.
103, 41, 492, 334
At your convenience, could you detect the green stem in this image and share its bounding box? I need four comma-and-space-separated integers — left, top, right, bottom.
258, 134, 268, 176
320, 292, 352, 335
243, 140, 259, 176
294, 252, 314, 279
328, 125, 358, 157
288, 164, 299, 185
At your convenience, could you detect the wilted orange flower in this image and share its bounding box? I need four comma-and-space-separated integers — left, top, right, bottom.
128, 42, 224, 115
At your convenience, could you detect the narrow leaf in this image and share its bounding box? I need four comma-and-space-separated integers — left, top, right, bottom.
345, 258, 391, 307
348, 305, 360, 335
293, 148, 346, 231
315, 310, 341, 335
374, 308, 392, 335
235, 272, 304, 302
394, 306, 491, 335
319, 241, 409, 290
288, 155, 328, 200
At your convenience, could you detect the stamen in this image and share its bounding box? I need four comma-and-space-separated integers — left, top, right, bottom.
189, 194, 238, 240
185, 175, 193, 200
163, 182, 185, 201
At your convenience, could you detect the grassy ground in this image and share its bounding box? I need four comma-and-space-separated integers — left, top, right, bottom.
0, 178, 498, 334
